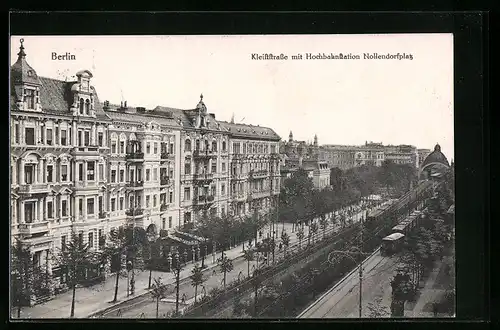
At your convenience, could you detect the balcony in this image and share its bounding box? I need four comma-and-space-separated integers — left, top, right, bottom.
126, 180, 144, 190
231, 192, 247, 202
160, 177, 171, 186
193, 173, 214, 186
193, 149, 217, 159
270, 153, 280, 159
125, 152, 145, 162
18, 221, 50, 235
230, 173, 247, 181
18, 183, 50, 195
71, 146, 100, 156
160, 204, 169, 212
249, 170, 268, 179
252, 190, 272, 199
98, 211, 107, 219
125, 208, 144, 218
232, 153, 245, 160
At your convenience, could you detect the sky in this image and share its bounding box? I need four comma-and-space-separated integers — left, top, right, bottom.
10, 34, 454, 160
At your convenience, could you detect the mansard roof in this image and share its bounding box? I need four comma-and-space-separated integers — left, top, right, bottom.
218, 121, 281, 141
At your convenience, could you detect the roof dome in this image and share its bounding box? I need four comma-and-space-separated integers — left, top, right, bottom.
421, 143, 450, 169
11, 39, 40, 86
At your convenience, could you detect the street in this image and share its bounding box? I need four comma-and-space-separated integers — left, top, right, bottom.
99, 202, 380, 318
299, 249, 398, 318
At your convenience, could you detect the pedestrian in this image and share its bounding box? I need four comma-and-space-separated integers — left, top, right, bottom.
432, 302, 439, 317
181, 293, 187, 305
259, 230, 263, 238
279, 243, 282, 251
212, 268, 217, 275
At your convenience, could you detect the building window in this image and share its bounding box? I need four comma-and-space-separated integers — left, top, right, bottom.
146, 169, 150, 181
168, 217, 172, 228
221, 183, 226, 196
61, 130, 67, 145
212, 141, 217, 152
84, 131, 90, 146
119, 197, 124, 210
162, 218, 166, 230
153, 168, 158, 181
99, 164, 104, 181
211, 163, 217, 173
111, 198, 116, 211
146, 196, 150, 208
78, 198, 83, 215
47, 165, 53, 182
146, 143, 151, 154
169, 143, 174, 154
119, 170, 124, 182
184, 162, 191, 175
61, 235, 67, 251
222, 163, 226, 173
111, 170, 116, 183
47, 128, 52, 146
222, 141, 226, 152
111, 141, 117, 154
98, 196, 103, 213
85, 99, 90, 115
78, 131, 83, 146
79, 98, 84, 114
24, 127, 35, 145
78, 164, 83, 181
78, 233, 83, 247
154, 143, 158, 154
120, 141, 125, 154
169, 191, 173, 203
211, 186, 216, 196
62, 200, 67, 217
185, 139, 191, 151
88, 232, 94, 248
25, 89, 35, 109
98, 132, 103, 147
87, 198, 94, 215
234, 143, 240, 154
153, 195, 157, 207
221, 207, 225, 216
184, 188, 191, 201
87, 162, 95, 181
47, 201, 53, 219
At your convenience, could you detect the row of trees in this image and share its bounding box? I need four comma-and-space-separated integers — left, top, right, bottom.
390, 168, 455, 317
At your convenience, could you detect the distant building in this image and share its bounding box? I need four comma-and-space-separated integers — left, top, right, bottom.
419, 143, 450, 180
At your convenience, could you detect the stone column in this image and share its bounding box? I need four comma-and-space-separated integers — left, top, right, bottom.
34, 162, 38, 185
34, 201, 38, 222
83, 161, 87, 185
39, 159, 44, 184
19, 201, 25, 224
42, 124, 47, 145
39, 198, 44, 221
91, 123, 96, 145
82, 196, 87, 220
72, 121, 77, 146
19, 119, 24, 145
12, 160, 17, 185
75, 197, 80, 220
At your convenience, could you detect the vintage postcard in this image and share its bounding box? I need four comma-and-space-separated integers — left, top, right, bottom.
9, 34, 454, 319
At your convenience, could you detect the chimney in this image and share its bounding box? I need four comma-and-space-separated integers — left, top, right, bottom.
124, 101, 127, 108
209, 113, 215, 119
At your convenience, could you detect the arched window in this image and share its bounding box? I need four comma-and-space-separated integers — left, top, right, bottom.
184, 139, 191, 152
222, 141, 227, 152
79, 98, 84, 114
85, 99, 90, 115
212, 141, 217, 152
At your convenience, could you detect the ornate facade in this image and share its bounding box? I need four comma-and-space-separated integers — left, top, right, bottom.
10, 40, 281, 287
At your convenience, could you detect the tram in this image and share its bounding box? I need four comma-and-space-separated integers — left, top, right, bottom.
391, 210, 422, 236
380, 232, 405, 256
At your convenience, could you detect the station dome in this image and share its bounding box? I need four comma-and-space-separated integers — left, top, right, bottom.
421, 143, 450, 169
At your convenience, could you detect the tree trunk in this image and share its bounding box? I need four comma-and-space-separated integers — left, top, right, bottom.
223, 271, 227, 288
17, 305, 21, 319
113, 269, 120, 302
195, 285, 198, 303
70, 283, 76, 318
156, 297, 159, 318
175, 270, 180, 314
247, 260, 250, 277
148, 269, 152, 289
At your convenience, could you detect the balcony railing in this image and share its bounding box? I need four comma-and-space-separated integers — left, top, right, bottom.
18, 221, 50, 235
193, 173, 214, 181
196, 195, 215, 203
160, 204, 169, 212
125, 208, 144, 217
249, 170, 268, 179
98, 211, 107, 219
232, 153, 245, 160
231, 193, 246, 202
127, 180, 144, 188
71, 146, 99, 154
193, 149, 216, 158
125, 152, 145, 161
160, 177, 171, 186
18, 183, 49, 194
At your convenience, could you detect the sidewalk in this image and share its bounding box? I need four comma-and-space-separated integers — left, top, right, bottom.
13, 201, 375, 319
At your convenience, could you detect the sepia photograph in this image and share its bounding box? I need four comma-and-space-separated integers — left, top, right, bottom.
9, 34, 455, 320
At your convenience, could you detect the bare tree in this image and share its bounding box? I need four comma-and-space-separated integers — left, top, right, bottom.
217, 254, 234, 289
243, 249, 255, 278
